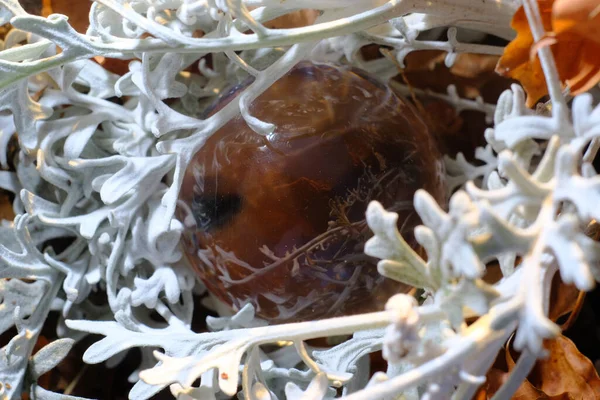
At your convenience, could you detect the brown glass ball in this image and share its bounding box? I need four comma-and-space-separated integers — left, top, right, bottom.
177, 62, 445, 323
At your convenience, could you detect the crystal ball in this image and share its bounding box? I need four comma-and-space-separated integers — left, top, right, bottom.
177, 62, 445, 323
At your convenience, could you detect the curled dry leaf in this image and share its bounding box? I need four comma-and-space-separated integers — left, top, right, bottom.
496, 0, 600, 107
532, 336, 600, 398
552, 0, 600, 45
548, 274, 584, 329
481, 335, 600, 399
480, 272, 591, 399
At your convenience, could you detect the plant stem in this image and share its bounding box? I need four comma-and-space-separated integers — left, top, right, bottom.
522, 0, 569, 122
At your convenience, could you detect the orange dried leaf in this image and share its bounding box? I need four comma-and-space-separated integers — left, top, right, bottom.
496, 2, 554, 107
497, 0, 600, 106
553, 0, 600, 44
552, 0, 600, 94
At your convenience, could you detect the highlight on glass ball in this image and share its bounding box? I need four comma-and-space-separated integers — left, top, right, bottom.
177, 61, 446, 323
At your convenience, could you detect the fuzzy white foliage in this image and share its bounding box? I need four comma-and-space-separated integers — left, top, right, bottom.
1, 0, 599, 400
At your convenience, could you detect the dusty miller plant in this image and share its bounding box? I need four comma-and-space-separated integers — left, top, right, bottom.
0, 0, 598, 399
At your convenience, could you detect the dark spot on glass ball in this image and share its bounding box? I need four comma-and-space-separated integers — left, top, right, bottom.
177, 61, 446, 323
192, 193, 243, 231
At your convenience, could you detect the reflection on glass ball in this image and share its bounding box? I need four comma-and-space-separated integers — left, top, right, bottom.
177, 62, 445, 323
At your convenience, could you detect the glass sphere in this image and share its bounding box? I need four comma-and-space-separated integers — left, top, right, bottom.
177, 62, 445, 323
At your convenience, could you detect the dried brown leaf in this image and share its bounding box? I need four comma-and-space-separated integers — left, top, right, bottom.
480, 335, 600, 399
495, 2, 555, 107
496, 0, 600, 106
531, 336, 600, 399
548, 275, 582, 325
553, 0, 600, 45
451, 54, 500, 79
